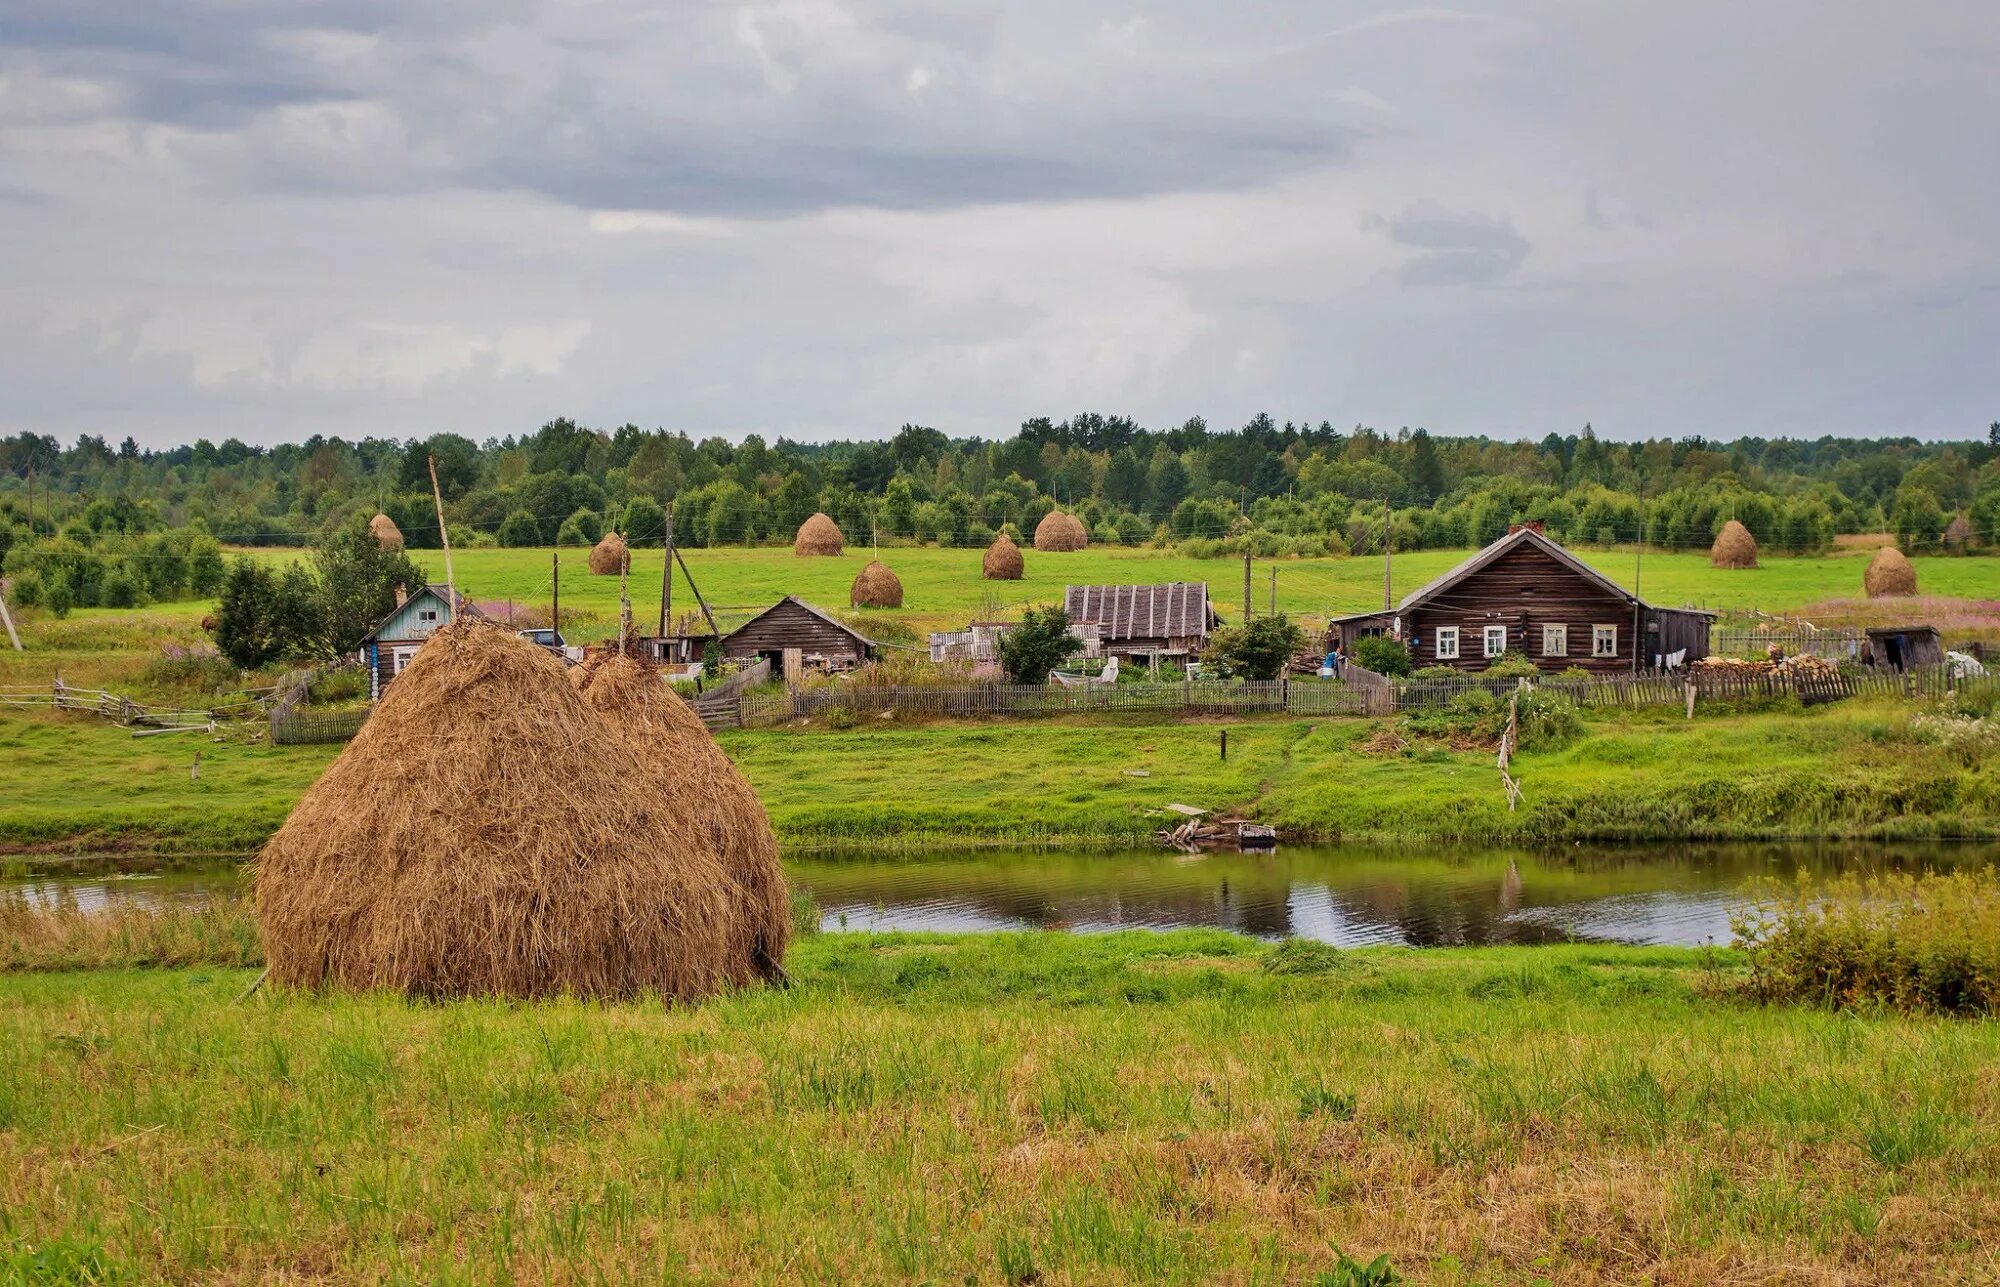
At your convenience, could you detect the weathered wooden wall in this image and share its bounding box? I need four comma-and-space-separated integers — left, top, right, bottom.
724, 600, 870, 665
1404, 541, 1637, 673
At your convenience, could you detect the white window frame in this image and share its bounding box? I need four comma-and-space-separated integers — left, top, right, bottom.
1542, 624, 1568, 657
417, 608, 439, 624
1435, 627, 1460, 660
391, 645, 419, 676
1483, 625, 1507, 658
1592, 625, 1618, 658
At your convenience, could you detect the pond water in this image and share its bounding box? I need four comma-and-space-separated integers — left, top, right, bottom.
7, 841, 1994, 948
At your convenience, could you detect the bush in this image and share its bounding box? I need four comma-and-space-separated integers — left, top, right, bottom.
1484, 650, 1539, 678
555, 507, 603, 546
1513, 689, 1584, 751
1203, 615, 1306, 680
1734, 869, 2000, 1015
43, 578, 73, 619
1351, 635, 1410, 677
497, 510, 541, 548
141, 643, 238, 694
1409, 664, 1461, 680
997, 605, 1082, 684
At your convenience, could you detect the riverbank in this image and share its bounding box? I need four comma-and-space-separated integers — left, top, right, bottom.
3, 698, 1996, 854
2, 932, 1996, 1283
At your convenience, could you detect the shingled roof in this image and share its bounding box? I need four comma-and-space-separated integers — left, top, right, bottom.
1063, 582, 1216, 641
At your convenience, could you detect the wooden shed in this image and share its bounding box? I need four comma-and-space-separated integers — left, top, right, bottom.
355, 584, 485, 701
1864, 625, 1943, 673
1330, 525, 1714, 674
722, 596, 874, 674
1063, 582, 1219, 661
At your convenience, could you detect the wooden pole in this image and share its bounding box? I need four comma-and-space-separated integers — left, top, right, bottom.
1382, 495, 1393, 611
1268, 567, 1276, 617
0, 580, 21, 651
618, 545, 632, 656
1242, 553, 1252, 622
674, 545, 720, 638
426, 454, 455, 608
551, 549, 560, 640
658, 501, 674, 640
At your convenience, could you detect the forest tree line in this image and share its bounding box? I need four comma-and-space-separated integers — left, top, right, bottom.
3, 416, 1997, 614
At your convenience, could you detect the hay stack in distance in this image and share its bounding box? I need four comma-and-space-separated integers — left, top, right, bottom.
369, 513, 404, 551
1710, 519, 1758, 569
252, 622, 760, 1000
850, 559, 903, 608
1944, 514, 1973, 552
794, 512, 844, 556
982, 532, 1025, 580
572, 653, 790, 980
1864, 546, 1917, 598
1034, 510, 1088, 552
588, 531, 629, 575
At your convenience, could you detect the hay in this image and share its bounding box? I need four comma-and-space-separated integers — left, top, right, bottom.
1944, 514, 1974, 552
1710, 519, 1758, 569
1034, 510, 1088, 552
571, 652, 790, 981
588, 531, 629, 576
850, 559, 903, 608
1864, 546, 1917, 598
369, 513, 404, 551
982, 532, 1025, 580
795, 512, 844, 556
252, 622, 761, 1000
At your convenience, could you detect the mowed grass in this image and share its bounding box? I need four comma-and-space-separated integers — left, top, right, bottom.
35, 543, 1999, 645
3, 698, 1996, 853
3, 937, 1999, 1283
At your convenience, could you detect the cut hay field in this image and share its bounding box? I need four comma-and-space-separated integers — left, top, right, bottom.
4, 698, 1996, 854
60, 543, 2000, 641
3, 935, 1998, 1283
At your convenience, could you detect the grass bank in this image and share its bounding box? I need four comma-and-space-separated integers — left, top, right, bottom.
3, 699, 1997, 853
3, 935, 1997, 1283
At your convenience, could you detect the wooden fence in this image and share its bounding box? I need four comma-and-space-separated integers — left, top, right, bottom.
269, 707, 371, 745
693, 657, 774, 729
0, 681, 256, 732
1711, 628, 1864, 659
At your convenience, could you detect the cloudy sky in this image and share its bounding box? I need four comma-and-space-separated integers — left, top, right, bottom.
2, 1, 1995, 448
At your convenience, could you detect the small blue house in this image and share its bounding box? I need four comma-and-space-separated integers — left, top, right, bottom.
356, 584, 483, 701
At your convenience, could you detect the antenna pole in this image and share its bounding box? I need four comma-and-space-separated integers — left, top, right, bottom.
426, 454, 455, 608
1382, 495, 1393, 611
551, 548, 559, 639
658, 501, 674, 640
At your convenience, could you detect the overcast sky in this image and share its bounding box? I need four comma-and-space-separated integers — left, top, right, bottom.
2, 1, 1995, 449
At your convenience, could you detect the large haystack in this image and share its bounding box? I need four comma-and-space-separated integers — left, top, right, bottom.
588, 531, 629, 576
1864, 546, 1917, 598
795, 512, 844, 556
1944, 514, 1974, 553
571, 653, 790, 980
369, 513, 404, 551
982, 532, 1025, 580
1710, 519, 1758, 569
252, 623, 760, 1000
1034, 510, 1088, 552
850, 559, 903, 608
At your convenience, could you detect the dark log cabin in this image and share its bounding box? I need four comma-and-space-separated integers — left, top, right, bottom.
1063, 582, 1219, 662
720, 596, 874, 672
1331, 525, 1713, 674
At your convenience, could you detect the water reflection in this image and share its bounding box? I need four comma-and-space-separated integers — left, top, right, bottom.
791, 842, 1995, 948
5, 842, 1993, 949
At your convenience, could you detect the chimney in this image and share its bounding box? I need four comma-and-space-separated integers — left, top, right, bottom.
394, 583, 408, 608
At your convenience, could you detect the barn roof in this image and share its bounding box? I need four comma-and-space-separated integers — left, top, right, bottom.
722, 595, 874, 647
1063, 582, 1216, 640
359, 584, 485, 644
1390, 527, 1714, 617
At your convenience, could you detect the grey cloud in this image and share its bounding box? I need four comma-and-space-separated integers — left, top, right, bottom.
1383, 203, 1530, 286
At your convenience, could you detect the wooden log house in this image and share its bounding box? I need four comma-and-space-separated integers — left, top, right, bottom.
719, 596, 875, 675
1330, 524, 1714, 674
355, 584, 485, 700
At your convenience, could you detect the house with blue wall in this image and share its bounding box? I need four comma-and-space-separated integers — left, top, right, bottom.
357, 585, 483, 701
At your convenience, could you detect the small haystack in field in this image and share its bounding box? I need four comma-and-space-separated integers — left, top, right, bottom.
850, 559, 903, 608
1864, 546, 1918, 598
252, 622, 760, 1000
1944, 514, 1974, 553
572, 652, 790, 981
1710, 519, 1758, 569
1034, 510, 1088, 552
795, 512, 844, 556
982, 532, 1025, 580
369, 513, 404, 551
588, 531, 629, 576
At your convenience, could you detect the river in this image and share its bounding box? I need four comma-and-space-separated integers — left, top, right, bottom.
6, 840, 1993, 948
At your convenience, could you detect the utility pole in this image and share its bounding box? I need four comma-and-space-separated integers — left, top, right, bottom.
551, 549, 559, 640
1242, 553, 1252, 622
658, 501, 674, 639
426, 454, 455, 609
1268, 567, 1277, 617
1382, 495, 1393, 611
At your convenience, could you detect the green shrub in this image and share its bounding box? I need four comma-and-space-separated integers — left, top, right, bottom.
1351, 635, 1410, 676
1514, 689, 1584, 751
1733, 868, 2000, 1015
1409, 664, 1460, 680
825, 705, 858, 730
1484, 650, 1539, 678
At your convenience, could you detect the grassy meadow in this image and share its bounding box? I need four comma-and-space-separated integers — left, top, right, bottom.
5, 697, 1996, 854
3, 934, 1998, 1283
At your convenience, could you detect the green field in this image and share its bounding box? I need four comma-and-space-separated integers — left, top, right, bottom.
3, 934, 1996, 1283
5, 698, 1995, 854
29, 542, 1996, 644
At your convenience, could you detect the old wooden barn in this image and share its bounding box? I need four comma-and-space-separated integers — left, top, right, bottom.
1331, 525, 1714, 674
1063, 582, 1220, 662
720, 596, 875, 674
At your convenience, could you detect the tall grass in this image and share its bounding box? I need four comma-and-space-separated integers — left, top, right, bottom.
0, 888, 261, 971
1733, 867, 2000, 1014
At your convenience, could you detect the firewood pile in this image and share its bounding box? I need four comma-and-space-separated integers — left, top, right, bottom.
1689, 654, 1842, 681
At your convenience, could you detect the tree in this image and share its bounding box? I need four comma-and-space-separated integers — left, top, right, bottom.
311, 520, 429, 654
1351, 635, 1411, 677
1202, 615, 1305, 680
1407, 429, 1444, 502
497, 510, 541, 548
214, 559, 324, 668
621, 495, 666, 543
997, 605, 1082, 684
555, 507, 603, 546
1990, 421, 1999, 448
